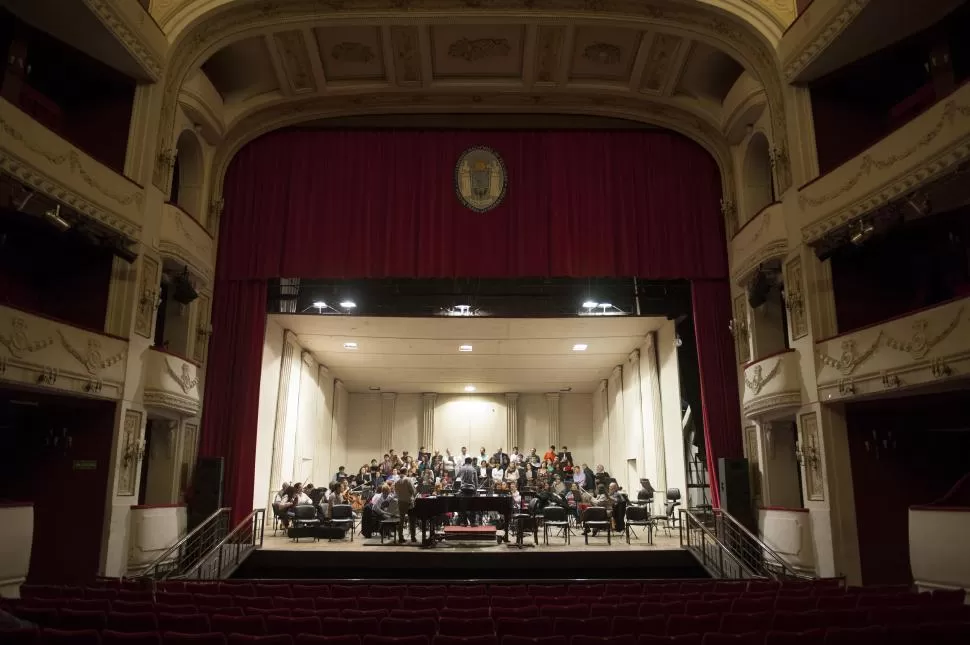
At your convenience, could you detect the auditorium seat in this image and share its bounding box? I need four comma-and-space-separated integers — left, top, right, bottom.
158, 594, 195, 607
491, 586, 528, 597
322, 617, 381, 637
363, 636, 430, 645
500, 637, 566, 645
437, 617, 494, 637
227, 636, 292, 645
185, 584, 222, 596
157, 613, 211, 634
102, 630, 163, 645
495, 617, 552, 638
221, 583, 255, 598
248, 609, 291, 618
491, 599, 533, 609
553, 617, 609, 637
41, 628, 103, 644
115, 602, 156, 614
666, 613, 720, 637
540, 604, 589, 619
408, 586, 447, 597
575, 637, 635, 645
200, 607, 243, 617
637, 636, 701, 645
606, 584, 642, 597
491, 608, 539, 620
370, 586, 406, 598
774, 597, 816, 612
763, 629, 824, 645
236, 598, 275, 611
210, 614, 265, 635
591, 603, 639, 619
528, 586, 567, 598
107, 612, 159, 633
293, 585, 330, 599
316, 598, 357, 611
699, 634, 761, 645
440, 609, 486, 620
21, 585, 64, 599
277, 598, 314, 611
771, 611, 822, 633
58, 608, 107, 631
194, 596, 234, 609
569, 584, 605, 596
449, 585, 487, 597
265, 616, 321, 637
0, 627, 37, 644
379, 617, 439, 638
684, 601, 730, 617
719, 613, 771, 634
161, 633, 227, 644
294, 636, 360, 645
256, 585, 292, 598
157, 583, 185, 594
730, 599, 773, 614
391, 609, 439, 620
611, 616, 665, 637
408, 598, 445, 611
293, 609, 341, 620
823, 625, 885, 645
82, 589, 118, 602
433, 636, 499, 645
343, 609, 389, 620
365, 598, 402, 611
446, 597, 490, 610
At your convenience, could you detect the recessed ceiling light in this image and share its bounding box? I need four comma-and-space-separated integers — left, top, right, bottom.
339, 300, 357, 309
573, 344, 588, 351
343, 342, 358, 350
560, 387, 572, 392
458, 344, 473, 352
368, 386, 380, 391
464, 385, 476, 392
312, 300, 327, 309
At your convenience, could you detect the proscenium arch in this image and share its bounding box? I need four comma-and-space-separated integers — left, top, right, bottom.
152, 1, 792, 192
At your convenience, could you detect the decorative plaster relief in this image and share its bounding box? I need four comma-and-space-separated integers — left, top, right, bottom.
117, 408, 144, 497
742, 350, 802, 420
730, 202, 787, 285
390, 26, 422, 85
135, 256, 160, 339
799, 95, 970, 244
448, 37, 512, 62
640, 33, 682, 93
159, 204, 215, 284
0, 99, 143, 239
583, 42, 622, 65
332, 42, 376, 63
744, 359, 780, 395
535, 26, 564, 83
82, 0, 166, 81
143, 349, 201, 417
797, 411, 824, 501
784, 256, 808, 341
274, 30, 316, 93
780, 0, 870, 82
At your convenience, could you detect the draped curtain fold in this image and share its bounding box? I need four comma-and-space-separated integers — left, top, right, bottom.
201, 129, 740, 520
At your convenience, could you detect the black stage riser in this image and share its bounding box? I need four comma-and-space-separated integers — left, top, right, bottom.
233, 549, 708, 581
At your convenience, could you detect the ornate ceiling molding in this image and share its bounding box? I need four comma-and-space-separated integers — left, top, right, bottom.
781, 0, 870, 83
153, 0, 790, 192
83, 0, 165, 80
209, 91, 737, 207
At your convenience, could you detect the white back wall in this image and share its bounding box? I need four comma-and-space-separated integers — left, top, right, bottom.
520, 394, 549, 453
394, 394, 422, 455
252, 318, 284, 509
346, 393, 382, 472
559, 394, 594, 466
435, 395, 506, 453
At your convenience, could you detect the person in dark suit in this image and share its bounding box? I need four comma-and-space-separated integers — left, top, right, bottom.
557, 446, 573, 464
493, 447, 510, 469
456, 457, 480, 526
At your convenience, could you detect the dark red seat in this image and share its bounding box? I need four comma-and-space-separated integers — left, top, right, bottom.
220, 583, 255, 598
666, 613, 720, 637
449, 586, 486, 598
292, 585, 330, 599
379, 618, 438, 638
58, 609, 107, 631
491, 608, 539, 620
265, 616, 322, 637
553, 617, 609, 637
764, 629, 824, 645
496, 618, 552, 638
771, 611, 821, 633
700, 635, 762, 645
407, 586, 447, 597
411, 597, 446, 611
440, 609, 486, 620
20, 585, 63, 599
500, 637, 567, 645
316, 598, 357, 611
276, 598, 314, 611
528, 586, 568, 598
41, 628, 102, 644
294, 636, 360, 645
438, 617, 493, 637
102, 630, 163, 645
568, 585, 605, 596
236, 598, 274, 611
823, 626, 885, 645
490, 587, 528, 598
606, 584, 642, 597
684, 601, 730, 617
729, 599, 773, 614
541, 605, 590, 620
719, 613, 771, 634
433, 637, 498, 645
227, 636, 292, 645
157, 613, 211, 634
161, 633, 228, 645
210, 614, 265, 636
321, 618, 380, 637
775, 597, 817, 613
389, 609, 438, 620
158, 594, 194, 607
117, 591, 153, 603
256, 585, 292, 598
0, 627, 38, 645
447, 597, 490, 610
637, 637, 701, 645
611, 616, 665, 637
491, 598, 530, 609
362, 637, 430, 645
184, 583, 221, 596
343, 610, 388, 620
107, 612, 159, 633
114, 602, 156, 614
194, 595, 234, 608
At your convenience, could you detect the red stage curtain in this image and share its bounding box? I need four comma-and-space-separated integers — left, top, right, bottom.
203, 129, 739, 518
691, 279, 744, 507
217, 130, 726, 281
198, 280, 267, 523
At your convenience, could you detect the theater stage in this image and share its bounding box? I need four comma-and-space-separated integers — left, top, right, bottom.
233, 530, 707, 581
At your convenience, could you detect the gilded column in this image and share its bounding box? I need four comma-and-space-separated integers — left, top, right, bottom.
421, 392, 437, 451
545, 392, 561, 448
505, 393, 519, 451
381, 392, 397, 451
267, 330, 296, 510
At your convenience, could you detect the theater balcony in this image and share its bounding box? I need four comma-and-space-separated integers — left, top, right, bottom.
2, 0, 164, 82
159, 203, 215, 286
797, 80, 970, 246
729, 202, 786, 285
779, 0, 962, 83
741, 349, 803, 420
142, 347, 201, 418
0, 96, 144, 241
0, 303, 128, 399
815, 296, 970, 403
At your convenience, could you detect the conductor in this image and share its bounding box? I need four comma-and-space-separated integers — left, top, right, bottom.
456, 456, 479, 526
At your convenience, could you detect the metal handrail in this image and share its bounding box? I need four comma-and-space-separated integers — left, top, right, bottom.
679, 509, 760, 579
131, 507, 231, 580
708, 508, 813, 581
179, 508, 265, 580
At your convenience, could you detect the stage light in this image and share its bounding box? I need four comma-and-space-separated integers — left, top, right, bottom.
582, 301, 598, 309
850, 221, 875, 246
458, 345, 473, 352
43, 205, 71, 232
312, 301, 327, 309
464, 385, 476, 392
343, 342, 358, 350
340, 300, 357, 309
572, 344, 588, 351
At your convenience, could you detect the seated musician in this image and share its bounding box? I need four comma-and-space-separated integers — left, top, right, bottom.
370, 484, 396, 520
585, 483, 613, 536
564, 483, 583, 523
551, 474, 566, 495
609, 481, 627, 531
276, 484, 296, 528
509, 482, 522, 509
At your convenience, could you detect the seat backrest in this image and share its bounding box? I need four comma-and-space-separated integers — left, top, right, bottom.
293, 505, 317, 520
542, 507, 567, 522
583, 507, 607, 522
331, 505, 353, 519
625, 506, 648, 522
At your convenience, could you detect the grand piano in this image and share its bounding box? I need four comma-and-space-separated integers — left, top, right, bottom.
412, 493, 513, 546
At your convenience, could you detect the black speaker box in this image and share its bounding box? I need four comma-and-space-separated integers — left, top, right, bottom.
718, 457, 755, 531
188, 456, 224, 530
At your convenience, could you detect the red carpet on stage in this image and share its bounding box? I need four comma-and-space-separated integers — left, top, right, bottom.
443, 526, 498, 541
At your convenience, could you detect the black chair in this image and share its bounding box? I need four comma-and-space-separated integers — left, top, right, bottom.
582, 506, 611, 545
658, 488, 681, 534
542, 506, 570, 545
330, 504, 354, 541
289, 504, 320, 542
271, 502, 286, 535
511, 497, 539, 548
625, 504, 653, 545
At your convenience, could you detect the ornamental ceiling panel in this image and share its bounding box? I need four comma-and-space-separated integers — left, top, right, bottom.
569, 27, 642, 83
201, 36, 280, 102
314, 25, 387, 82
431, 24, 526, 79
639, 33, 684, 94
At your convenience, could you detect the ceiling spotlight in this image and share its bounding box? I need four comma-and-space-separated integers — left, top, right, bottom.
343, 342, 358, 350
849, 221, 875, 246
43, 205, 71, 232
458, 345, 473, 352
312, 301, 327, 309
560, 387, 573, 393
455, 304, 471, 315
572, 344, 588, 351
339, 300, 357, 309
582, 301, 598, 309
368, 386, 381, 391
464, 385, 476, 392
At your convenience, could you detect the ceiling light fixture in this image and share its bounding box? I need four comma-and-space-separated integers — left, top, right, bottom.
458, 345, 473, 352
368, 386, 381, 391
582, 301, 598, 309
455, 304, 471, 315
464, 385, 476, 392
572, 344, 588, 351
343, 342, 358, 350
339, 300, 357, 309
849, 221, 875, 246
312, 301, 327, 309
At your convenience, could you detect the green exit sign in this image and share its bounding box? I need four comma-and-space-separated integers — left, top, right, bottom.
73, 460, 97, 471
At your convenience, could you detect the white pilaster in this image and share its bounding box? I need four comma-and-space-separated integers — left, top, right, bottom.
267, 330, 296, 510
505, 392, 519, 451
421, 392, 437, 451
381, 392, 397, 451
545, 392, 561, 448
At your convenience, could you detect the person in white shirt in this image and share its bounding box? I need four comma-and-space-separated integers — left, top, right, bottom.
293, 483, 312, 505
478, 447, 488, 462
492, 465, 504, 484
505, 464, 520, 485
273, 482, 290, 505
510, 448, 521, 465
387, 468, 401, 484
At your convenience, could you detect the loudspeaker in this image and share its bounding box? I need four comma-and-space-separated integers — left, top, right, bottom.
188, 456, 223, 530
718, 457, 755, 531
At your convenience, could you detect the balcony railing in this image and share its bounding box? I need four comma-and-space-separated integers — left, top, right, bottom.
742, 349, 803, 420
730, 202, 787, 285
160, 204, 215, 285
0, 97, 145, 240
143, 348, 202, 417
0, 304, 128, 399
815, 296, 970, 402
796, 82, 970, 245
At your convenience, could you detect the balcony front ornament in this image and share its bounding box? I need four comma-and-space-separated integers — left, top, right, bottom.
819, 335, 881, 376
0, 317, 54, 358
58, 330, 127, 376
883, 307, 963, 360
744, 360, 781, 395
166, 358, 199, 393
